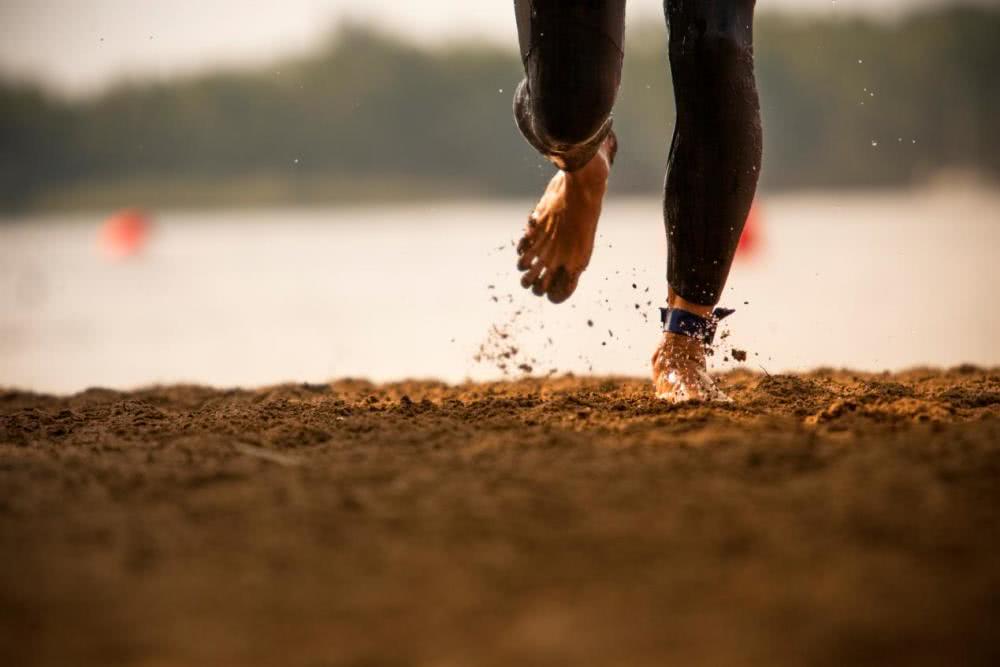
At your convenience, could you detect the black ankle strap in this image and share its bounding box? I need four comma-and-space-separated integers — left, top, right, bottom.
659, 307, 734, 344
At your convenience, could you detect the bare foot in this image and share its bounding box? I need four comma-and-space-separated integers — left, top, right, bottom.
516, 133, 617, 304
651, 332, 732, 403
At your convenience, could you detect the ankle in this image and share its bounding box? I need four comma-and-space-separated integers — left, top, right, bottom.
566, 155, 609, 189
667, 289, 714, 318
659, 331, 706, 363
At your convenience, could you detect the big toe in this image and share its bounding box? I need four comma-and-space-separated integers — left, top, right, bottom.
545, 266, 579, 304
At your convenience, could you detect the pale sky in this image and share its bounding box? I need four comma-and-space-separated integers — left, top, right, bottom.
0, 0, 989, 94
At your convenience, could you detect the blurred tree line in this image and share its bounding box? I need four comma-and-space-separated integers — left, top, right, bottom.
0, 6, 997, 212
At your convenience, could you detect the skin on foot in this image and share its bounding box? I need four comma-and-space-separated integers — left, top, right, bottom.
516, 133, 617, 304
652, 290, 731, 403
651, 332, 732, 403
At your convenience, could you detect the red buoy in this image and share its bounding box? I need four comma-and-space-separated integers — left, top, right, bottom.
100, 209, 152, 259
735, 201, 763, 261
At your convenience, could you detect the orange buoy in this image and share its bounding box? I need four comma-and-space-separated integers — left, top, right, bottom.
100, 209, 152, 259
735, 201, 763, 261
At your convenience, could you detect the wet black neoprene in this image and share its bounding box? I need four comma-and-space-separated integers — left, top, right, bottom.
512, 0, 763, 306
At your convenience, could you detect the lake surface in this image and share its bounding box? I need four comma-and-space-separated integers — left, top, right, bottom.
2, 188, 998, 393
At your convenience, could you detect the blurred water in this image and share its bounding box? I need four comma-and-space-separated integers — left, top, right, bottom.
2, 188, 998, 394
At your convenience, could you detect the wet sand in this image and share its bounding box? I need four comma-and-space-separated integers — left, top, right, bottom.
2, 368, 999, 666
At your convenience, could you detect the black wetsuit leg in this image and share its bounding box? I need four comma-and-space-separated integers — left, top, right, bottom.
664, 0, 763, 306
513, 0, 627, 172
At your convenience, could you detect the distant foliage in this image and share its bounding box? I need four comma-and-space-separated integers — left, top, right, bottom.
1, 7, 997, 211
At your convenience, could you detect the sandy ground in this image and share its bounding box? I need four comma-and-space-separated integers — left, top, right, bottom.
1, 368, 999, 666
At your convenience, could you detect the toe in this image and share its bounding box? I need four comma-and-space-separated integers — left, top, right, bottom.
517, 250, 537, 271
516, 234, 532, 256
546, 267, 579, 304
537, 267, 556, 296
517, 234, 534, 255
532, 232, 556, 265
520, 223, 556, 271
516, 216, 540, 254
531, 268, 548, 296
520, 258, 544, 289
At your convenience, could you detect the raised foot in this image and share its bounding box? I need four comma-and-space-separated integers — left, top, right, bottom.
651, 332, 732, 403
516, 133, 617, 304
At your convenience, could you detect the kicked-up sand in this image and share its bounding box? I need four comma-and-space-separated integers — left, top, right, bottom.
1, 368, 999, 666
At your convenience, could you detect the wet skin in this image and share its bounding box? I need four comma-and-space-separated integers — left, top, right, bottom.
652, 290, 731, 403
517, 139, 726, 403
516, 133, 616, 304
651, 333, 731, 403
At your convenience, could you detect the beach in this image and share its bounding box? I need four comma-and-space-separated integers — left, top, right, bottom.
3, 368, 998, 665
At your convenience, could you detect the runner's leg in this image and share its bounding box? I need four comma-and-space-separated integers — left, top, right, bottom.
664, 0, 762, 306
512, 0, 627, 303
513, 0, 626, 171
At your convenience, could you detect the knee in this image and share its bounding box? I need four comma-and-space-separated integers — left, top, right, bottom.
533, 102, 611, 149
531, 75, 617, 148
